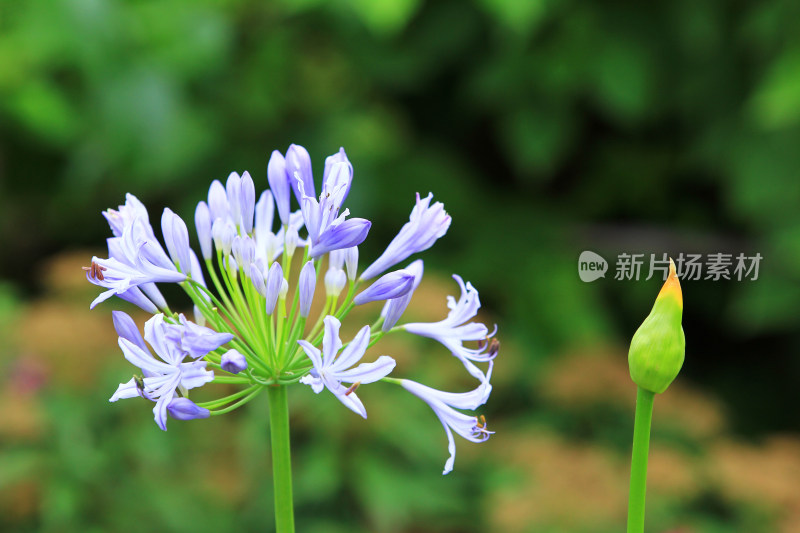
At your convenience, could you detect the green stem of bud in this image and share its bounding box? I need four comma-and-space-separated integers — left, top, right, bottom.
627, 386, 655, 533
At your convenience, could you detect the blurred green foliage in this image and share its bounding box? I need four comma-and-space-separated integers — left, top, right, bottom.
1, 0, 800, 531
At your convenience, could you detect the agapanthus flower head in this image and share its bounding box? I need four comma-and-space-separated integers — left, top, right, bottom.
88, 143, 497, 474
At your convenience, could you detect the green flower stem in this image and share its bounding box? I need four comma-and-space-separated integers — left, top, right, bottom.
267, 385, 295, 533
212, 375, 252, 384
208, 387, 262, 415
198, 385, 262, 409
627, 386, 655, 533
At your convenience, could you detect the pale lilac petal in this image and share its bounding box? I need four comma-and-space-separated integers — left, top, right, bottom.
109, 377, 142, 402
286, 144, 315, 206
240, 171, 256, 233
115, 287, 158, 314
268, 150, 291, 226
112, 311, 147, 352
334, 390, 367, 419
195, 201, 213, 260
321, 316, 343, 367
299, 261, 316, 318
299, 373, 324, 394
333, 355, 396, 384
264, 262, 283, 314
330, 324, 371, 372
208, 179, 229, 222
161, 208, 191, 273
297, 340, 323, 370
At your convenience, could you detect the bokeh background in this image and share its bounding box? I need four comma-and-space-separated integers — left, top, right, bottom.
2, 0, 800, 531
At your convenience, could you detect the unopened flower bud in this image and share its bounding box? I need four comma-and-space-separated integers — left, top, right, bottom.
240, 171, 256, 234
193, 305, 206, 327
299, 260, 316, 317
255, 190, 275, 239
279, 278, 289, 299
232, 235, 255, 275
112, 310, 147, 352
344, 246, 358, 280
354, 269, 414, 305
268, 150, 291, 226
265, 262, 283, 314
226, 171, 243, 227
212, 218, 236, 256
381, 259, 423, 330
325, 268, 347, 298
195, 201, 212, 260
221, 349, 248, 374
286, 144, 314, 205
285, 226, 299, 258
167, 398, 210, 420
208, 179, 229, 222
250, 263, 266, 297
161, 208, 191, 273
628, 259, 685, 394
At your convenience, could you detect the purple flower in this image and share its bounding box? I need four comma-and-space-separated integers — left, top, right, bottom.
353, 269, 415, 305
402, 275, 496, 381
212, 218, 236, 256
92, 204, 176, 311
299, 260, 316, 318
311, 218, 371, 259
164, 313, 234, 359
250, 263, 267, 297
298, 316, 396, 418
226, 172, 243, 227
381, 259, 424, 331
103, 194, 152, 238
195, 201, 212, 260
232, 235, 256, 276
112, 310, 148, 353
324, 268, 346, 298
114, 287, 159, 314
240, 171, 256, 234
295, 158, 371, 258
286, 144, 315, 206
110, 314, 214, 430
162, 208, 192, 273
208, 179, 229, 222
400, 365, 493, 474
87, 253, 185, 309
221, 349, 248, 374
264, 262, 284, 315
361, 193, 450, 280
167, 398, 210, 420
268, 150, 291, 226
344, 246, 358, 280
323, 147, 352, 202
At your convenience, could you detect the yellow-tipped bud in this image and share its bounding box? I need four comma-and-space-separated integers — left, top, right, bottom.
628, 259, 685, 394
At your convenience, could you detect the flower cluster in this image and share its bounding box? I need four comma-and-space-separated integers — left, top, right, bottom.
87, 144, 498, 474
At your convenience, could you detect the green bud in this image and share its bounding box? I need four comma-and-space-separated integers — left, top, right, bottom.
628, 259, 685, 394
